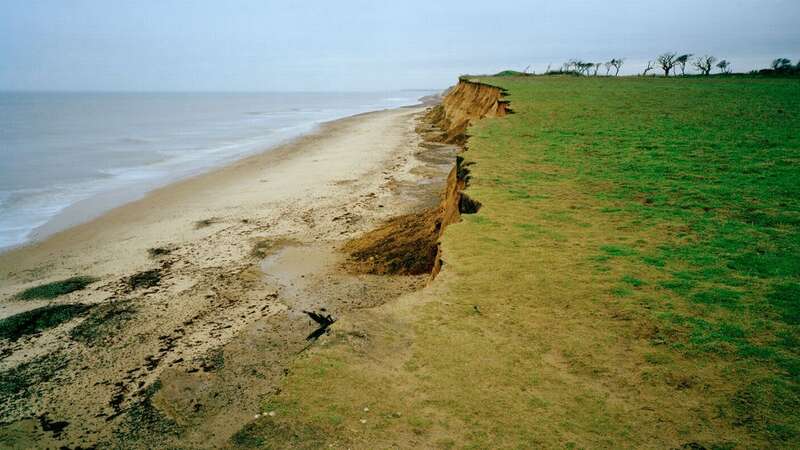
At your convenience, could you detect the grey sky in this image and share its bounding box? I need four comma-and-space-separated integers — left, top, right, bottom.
1, 0, 798, 91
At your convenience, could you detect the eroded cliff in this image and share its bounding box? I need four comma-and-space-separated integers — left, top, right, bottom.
345, 80, 508, 277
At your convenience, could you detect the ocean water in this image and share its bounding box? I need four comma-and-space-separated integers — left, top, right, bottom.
0, 91, 433, 250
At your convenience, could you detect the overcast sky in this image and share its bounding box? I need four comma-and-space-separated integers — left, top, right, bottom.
1, 0, 798, 91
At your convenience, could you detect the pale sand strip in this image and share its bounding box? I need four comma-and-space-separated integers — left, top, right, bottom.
0, 107, 423, 300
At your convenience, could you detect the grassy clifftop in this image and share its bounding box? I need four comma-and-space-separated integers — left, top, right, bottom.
231, 75, 800, 449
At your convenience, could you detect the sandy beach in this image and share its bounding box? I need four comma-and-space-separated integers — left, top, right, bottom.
0, 103, 457, 448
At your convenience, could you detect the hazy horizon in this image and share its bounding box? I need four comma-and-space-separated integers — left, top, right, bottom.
1, 0, 799, 92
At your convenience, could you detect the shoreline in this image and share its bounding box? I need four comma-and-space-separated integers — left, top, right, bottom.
0, 103, 429, 302
0, 105, 418, 293
0, 103, 428, 256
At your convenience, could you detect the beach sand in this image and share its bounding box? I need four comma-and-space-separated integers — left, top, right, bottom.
0, 104, 456, 448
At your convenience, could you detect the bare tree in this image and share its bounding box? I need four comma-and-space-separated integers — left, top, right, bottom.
610, 58, 624, 76
692, 55, 716, 75
716, 59, 732, 74
656, 52, 677, 76
563, 60, 579, 73
604, 61, 613, 76
675, 54, 693, 75
592, 63, 601, 76
642, 61, 655, 76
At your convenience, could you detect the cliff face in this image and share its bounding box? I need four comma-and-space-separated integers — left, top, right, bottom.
426, 80, 509, 145
345, 80, 507, 278
428, 80, 506, 276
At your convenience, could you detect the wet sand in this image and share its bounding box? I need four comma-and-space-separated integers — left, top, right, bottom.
0, 105, 457, 448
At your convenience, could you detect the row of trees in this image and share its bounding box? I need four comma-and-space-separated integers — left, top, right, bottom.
646, 53, 730, 76
539, 55, 798, 77
647, 55, 800, 76
548, 54, 736, 77
556, 59, 625, 76
764, 58, 800, 74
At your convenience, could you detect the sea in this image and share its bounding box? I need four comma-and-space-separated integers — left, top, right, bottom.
0, 91, 435, 250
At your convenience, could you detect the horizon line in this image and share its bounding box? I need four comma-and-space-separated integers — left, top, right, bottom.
0, 88, 444, 95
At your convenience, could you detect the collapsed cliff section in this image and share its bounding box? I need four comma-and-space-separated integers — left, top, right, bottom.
344, 80, 508, 277
425, 79, 510, 145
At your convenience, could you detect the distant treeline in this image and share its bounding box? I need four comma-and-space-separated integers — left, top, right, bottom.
498, 56, 800, 77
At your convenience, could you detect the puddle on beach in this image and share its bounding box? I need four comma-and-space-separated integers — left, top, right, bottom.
259, 243, 336, 301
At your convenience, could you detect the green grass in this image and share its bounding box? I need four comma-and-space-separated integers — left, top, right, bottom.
0, 304, 90, 341
473, 74, 800, 445
234, 75, 800, 448
14, 276, 97, 300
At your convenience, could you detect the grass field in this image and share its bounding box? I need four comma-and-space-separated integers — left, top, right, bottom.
231, 75, 800, 448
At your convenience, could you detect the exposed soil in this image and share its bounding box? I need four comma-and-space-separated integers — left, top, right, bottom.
424, 79, 509, 144
340, 86, 499, 277
343, 208, 443, 275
